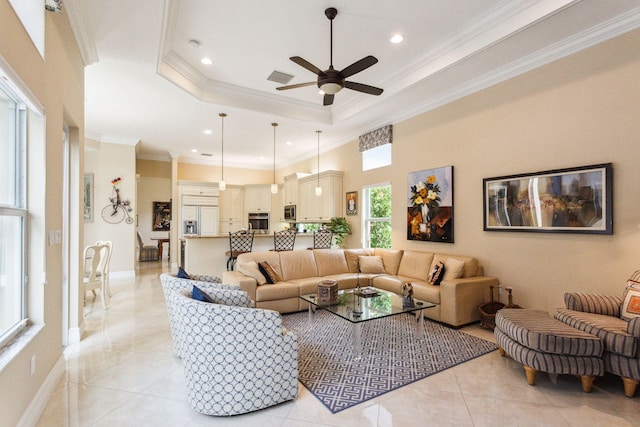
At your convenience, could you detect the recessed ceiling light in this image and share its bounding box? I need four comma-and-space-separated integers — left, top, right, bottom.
201, 57, 213, 65
204, 129, 212, 135
191, 148, 198, 153
259, 156, 265, 160
188, 39, 200, 48
286, 141, 292, 146
390, 34, 404, 44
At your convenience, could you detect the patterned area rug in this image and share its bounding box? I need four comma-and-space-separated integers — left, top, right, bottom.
282, 310, 498, 413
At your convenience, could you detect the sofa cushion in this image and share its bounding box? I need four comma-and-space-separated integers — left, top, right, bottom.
396, 250, 434, 281
279, 250, 318, 281
555, 308, 637, 358
314, 249, 349, 276
255, 281, 300, 302
373, 248, 403, 275
344, 248, 374, 273
359, 256, 385, 274
258, 261, 282, 284
431, 254, 478, 278
621, 281, 640, 321
237, 251, 282, 279
192, 285, 216, 303
564, 292, 622, 317
443, 257, 465, 280
428, 261, 445, 285
237, 261, 267, 285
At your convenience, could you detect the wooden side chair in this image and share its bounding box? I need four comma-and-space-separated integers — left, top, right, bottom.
83, 243, 109, 309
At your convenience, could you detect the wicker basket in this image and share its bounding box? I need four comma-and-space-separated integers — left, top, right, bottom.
479, 286, 505, 329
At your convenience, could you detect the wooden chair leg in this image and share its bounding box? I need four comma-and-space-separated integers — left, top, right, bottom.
622, 377, 639, 398
524, 365, 537, 386
580, 375, 596, 393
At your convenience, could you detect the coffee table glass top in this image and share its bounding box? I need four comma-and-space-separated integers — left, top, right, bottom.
300, 287, 435, 323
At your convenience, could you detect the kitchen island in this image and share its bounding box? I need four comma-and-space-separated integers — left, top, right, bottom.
182, 233, 316, 278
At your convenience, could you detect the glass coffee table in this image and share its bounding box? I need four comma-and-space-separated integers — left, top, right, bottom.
300, 287, 435, 356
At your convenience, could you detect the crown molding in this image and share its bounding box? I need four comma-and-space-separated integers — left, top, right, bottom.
63, 0, 98, 66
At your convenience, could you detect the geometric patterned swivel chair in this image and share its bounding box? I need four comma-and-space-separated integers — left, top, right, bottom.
171, 289, 298, 415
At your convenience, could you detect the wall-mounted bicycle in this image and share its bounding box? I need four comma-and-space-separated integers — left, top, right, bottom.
101, 178, 134, 224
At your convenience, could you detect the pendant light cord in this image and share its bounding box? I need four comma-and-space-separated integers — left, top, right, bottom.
272, 123, 278, 184
219, 113, 226, 181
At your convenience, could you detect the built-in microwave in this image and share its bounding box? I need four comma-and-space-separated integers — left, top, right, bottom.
284, 205, 296, 221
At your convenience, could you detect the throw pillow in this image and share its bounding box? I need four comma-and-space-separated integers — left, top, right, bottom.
358, 256, 385, 274
621, 280, 640, 320
177, 266, 191, 279
258, 261, 282, 284
238, 261, 267, 285
428, 261, 445, 285
192, 285, 216, 303
443, 257, 465, 280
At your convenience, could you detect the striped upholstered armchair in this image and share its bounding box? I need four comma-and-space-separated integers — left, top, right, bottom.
555, 273, 640, 397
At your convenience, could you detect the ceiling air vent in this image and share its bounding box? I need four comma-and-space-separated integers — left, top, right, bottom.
267, 70, 294, 85
201, 153, 213, 157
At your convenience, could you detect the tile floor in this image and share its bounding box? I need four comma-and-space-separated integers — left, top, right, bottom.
37, 263, 639, 426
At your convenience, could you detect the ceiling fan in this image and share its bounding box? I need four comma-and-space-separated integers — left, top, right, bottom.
276, 7, 383, 106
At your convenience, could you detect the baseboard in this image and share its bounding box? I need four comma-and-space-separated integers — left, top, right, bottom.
67, 326, 82, 345
17, 354, 65, 427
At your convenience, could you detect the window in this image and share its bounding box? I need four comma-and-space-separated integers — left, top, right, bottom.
363, 184, 391, 248
0, 80, 27, 348
362, 143, 392, 171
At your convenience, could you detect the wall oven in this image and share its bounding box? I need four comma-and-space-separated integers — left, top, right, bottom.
248, 212, 269, 234
284, 205, 296, 221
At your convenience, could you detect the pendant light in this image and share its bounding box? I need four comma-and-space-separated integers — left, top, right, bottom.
218, 113, 227, 191
271, 123, 278, 194
315, 130, 322, 196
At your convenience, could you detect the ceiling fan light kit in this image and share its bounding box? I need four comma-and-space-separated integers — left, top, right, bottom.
277, 7, 383, 106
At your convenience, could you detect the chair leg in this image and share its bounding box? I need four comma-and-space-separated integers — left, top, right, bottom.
622, 377, 639, 398
580, 375, 596, 393
524, 365, 537, 386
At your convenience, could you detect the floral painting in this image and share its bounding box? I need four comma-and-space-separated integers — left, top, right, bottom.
407, 166, 453, 243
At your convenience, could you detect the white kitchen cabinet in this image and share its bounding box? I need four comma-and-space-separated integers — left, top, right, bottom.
297, 170, 343, 222
283, 172, 309, 206
244, 185, 271, 213
219, 220, 244, 235
219, 186, 244, 220
272, 183, 285, 222
180, 184, 219, 197
199, 206, 219, 236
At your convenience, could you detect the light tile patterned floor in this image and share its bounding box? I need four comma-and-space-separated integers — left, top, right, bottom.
37, 263, 640, 426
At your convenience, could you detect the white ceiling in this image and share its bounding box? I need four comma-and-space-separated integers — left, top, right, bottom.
70, 0, 640, 169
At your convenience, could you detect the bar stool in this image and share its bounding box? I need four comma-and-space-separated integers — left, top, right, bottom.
226, 230, 254, 270
313, 230, 333, 249
272, 229, 296, 251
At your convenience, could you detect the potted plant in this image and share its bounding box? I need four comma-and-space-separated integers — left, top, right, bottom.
328, 217, 350, 248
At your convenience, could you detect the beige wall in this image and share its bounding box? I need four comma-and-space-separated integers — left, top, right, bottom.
286, 29, 640, 313
0, 2, 85, 426
178, 162, 274, 184
84, 141, 137, 275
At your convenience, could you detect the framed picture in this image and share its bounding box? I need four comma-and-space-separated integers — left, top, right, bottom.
407, 166, 454, 243
483, 163, 612, 234
83, 173, 93, 222
346, 191, 358, 215
152, 201, 172, 231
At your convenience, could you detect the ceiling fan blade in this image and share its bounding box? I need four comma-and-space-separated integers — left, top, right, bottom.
276, 82, 317, 91
323, 94, 334, 106
344, 81, 384, 96
340, 56, 378, 78
290, 56, 324, 76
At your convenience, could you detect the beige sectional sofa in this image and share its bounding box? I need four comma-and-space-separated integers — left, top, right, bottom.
222, 248, 499, 327
222, 248, 499, 328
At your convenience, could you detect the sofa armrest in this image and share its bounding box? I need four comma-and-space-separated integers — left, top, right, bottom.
222, 270, 258, 302
439, 276, 499, 327
628, 317, 640, 338
563, 292, 622, 317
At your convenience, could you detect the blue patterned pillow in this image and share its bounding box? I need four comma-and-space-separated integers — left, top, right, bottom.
192, 285, 216, 303
178, 267, 191, 279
